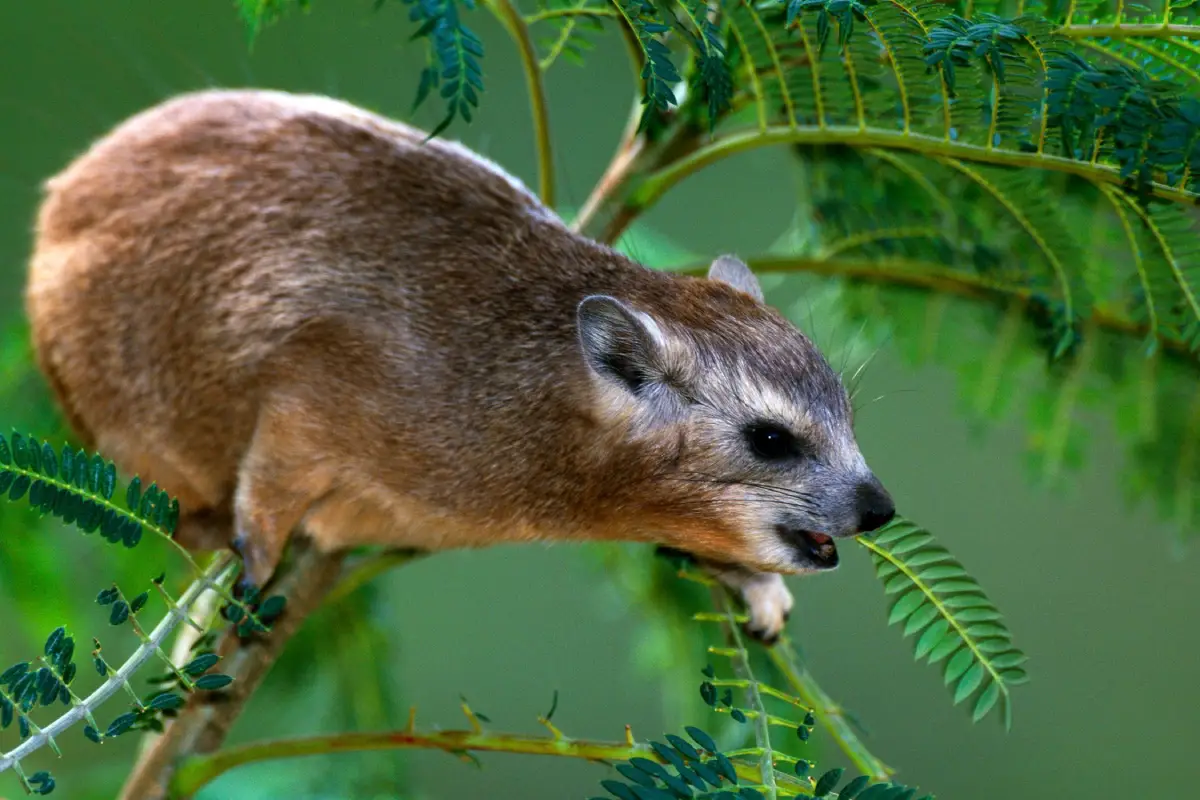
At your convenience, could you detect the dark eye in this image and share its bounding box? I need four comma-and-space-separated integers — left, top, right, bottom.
745, 423, 799, 461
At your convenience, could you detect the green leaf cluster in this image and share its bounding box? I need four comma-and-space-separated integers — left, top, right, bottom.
589, 723, 744, 799
860, 519, 1029, 729
0, 432, 155, 547
401, 0, 486, 136
0, 431, 288, 796
591, 634, 934, 798
235, 0, 312, 43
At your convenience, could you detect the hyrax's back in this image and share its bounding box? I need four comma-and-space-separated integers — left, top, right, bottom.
27, 89, 656, 564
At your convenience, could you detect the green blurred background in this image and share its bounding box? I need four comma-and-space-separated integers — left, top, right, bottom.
1, 2, 1198, 798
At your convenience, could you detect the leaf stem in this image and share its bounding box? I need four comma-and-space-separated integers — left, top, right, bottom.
524, 6, 618, 24
1059, 23, 1200, 39
324, 549, 426, 606
571, 96, 648, 237
712, 589, 780, 798
481, 0, 555, 207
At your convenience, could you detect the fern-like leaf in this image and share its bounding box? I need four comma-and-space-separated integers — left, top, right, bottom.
0, 431, 280, 629
401, 0, 485, 137
612, 0, 681, 127
676, 0, 734, 128
858, 518, 1028, 729
0, 431, 164, 548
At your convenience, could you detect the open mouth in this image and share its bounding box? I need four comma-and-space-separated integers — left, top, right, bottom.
778, 526, 839, 569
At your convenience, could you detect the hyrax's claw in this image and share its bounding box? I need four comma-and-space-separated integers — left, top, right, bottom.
231, 515, 279, 593
704, 563, 796, 645
743, 621, 781, 647
234, 572, 259, 598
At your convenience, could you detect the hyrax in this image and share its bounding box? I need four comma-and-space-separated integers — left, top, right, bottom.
25, 89, 894, 643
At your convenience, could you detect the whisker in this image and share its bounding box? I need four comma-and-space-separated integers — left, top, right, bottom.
838, 317, 870, 380
853, 387, 919, 414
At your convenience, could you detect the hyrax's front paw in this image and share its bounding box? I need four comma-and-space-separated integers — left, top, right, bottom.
739, 573, 794, 646
231, 512, 287, 594
702, 560, 795, 646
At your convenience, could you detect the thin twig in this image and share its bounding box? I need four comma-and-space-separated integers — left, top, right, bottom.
482, 0, 555, 207
524, 7, 618, 24
572, 96, 648, 237
1059, 23, 1200, 40
324, 549, 426, 607
167, 725, 779, 798
713, 588, 781, 798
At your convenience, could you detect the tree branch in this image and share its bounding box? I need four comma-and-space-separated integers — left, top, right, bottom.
117, 541, 351, 800
572, 96, 649, 237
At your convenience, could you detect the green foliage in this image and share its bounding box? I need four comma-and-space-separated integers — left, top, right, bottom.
859, 519, 1028, 729
589, 723, 746, 798
237, 0, 484, 136
0, 430, 176, 549
590, 576, 935, 798
0, 571, 238, 794
400, 0, 485, 136
615, 0, 682, 127
673, 0, 734, 128
0, 432, 288, 795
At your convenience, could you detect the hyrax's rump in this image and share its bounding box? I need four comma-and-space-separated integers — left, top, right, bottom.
26, 90, 894, 642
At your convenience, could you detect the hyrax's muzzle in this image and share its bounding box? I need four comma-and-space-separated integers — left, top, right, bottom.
778, 477, 895, 570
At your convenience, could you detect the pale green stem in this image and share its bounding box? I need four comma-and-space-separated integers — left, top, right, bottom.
626, 126, 1196, 235
714, 589, 780, 798
1059, 23, 1200, 39
325, 549, 426, 606
481, 0, 555, 207
525, 7, 618, 23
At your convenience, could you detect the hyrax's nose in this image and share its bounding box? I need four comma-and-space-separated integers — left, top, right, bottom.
855, 481, 896, 533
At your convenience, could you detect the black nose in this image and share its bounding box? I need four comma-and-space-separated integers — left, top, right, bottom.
855, 481, 896, 533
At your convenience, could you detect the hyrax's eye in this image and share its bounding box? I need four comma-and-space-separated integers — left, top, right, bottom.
744, 423, 799, 461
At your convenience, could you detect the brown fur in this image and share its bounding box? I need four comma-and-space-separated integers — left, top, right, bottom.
26, 90, 891, 639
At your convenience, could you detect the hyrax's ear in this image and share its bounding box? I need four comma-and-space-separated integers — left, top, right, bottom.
708, 255, 764, 302
576, 295, 667, 394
